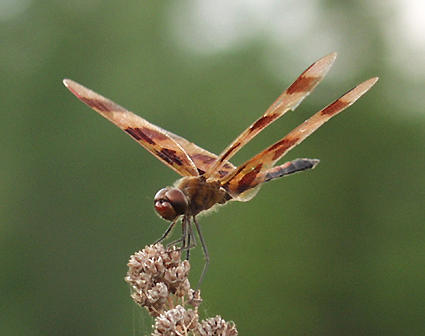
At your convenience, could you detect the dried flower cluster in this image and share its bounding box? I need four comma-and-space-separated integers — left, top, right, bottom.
198, 316, 238, 336
125, 243, 238, 336
125, 244, 191, 316
152, 305, 198, 336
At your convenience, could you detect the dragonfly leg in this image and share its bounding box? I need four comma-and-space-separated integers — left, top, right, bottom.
153, 218, 177, 245
193, 215, 209, 289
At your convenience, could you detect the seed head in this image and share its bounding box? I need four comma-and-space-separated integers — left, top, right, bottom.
152, 305, 198, 336
198, 316, 238, 336
125, 244, 191, 316
125, 244, 237, 336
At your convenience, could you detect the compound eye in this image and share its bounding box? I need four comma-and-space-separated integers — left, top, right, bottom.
154, 199, 177, 221
164, 188, 188, 215
154, 187, 187, 221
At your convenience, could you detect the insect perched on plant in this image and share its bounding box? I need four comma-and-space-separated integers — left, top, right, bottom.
64, 52, 377, 285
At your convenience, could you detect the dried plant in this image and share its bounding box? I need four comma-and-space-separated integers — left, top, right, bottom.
125, 243, 238, 336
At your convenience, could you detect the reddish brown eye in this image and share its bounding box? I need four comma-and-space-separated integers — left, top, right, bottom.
164, 188, 188, 215
154, 199, 177, 221
153, 187, 188, 221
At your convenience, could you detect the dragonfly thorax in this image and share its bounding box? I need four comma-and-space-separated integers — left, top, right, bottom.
175, 176, 231, 216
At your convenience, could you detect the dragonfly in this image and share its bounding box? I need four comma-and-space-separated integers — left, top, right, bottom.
63, 52, 378, 285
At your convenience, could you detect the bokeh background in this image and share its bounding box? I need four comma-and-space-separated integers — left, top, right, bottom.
1, 1, 424, 335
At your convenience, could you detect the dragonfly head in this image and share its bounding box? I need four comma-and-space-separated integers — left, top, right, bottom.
154, 187, 188, 221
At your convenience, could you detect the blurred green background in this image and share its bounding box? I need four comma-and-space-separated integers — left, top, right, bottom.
1, 1, 424, 335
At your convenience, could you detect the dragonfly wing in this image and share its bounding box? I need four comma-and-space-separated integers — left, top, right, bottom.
223, 77, 379, 197
63, 79, 199, 177
205, 52, 337, 178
